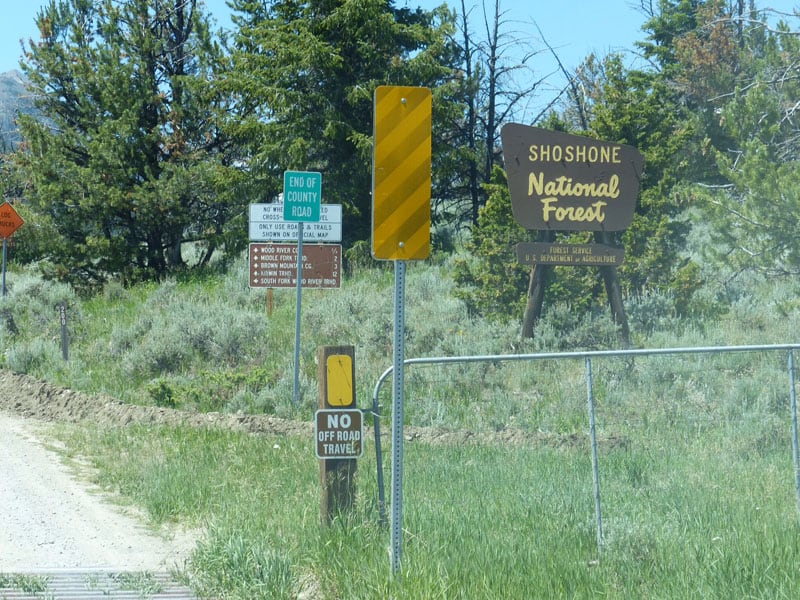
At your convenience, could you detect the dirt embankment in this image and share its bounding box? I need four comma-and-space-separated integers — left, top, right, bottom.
2, 368, 605, 450
0, 369, 312, 436
0, 368, 612, 448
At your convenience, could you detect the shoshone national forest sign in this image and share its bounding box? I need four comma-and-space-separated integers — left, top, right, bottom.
500, 124, 644, 232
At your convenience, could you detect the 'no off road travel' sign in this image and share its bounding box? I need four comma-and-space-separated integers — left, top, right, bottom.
315, 409, 363, 459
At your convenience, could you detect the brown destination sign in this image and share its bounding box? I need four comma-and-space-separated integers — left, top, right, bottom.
516, 242, 625, 266
501, 124, 644, 232
249, 243, 341, 289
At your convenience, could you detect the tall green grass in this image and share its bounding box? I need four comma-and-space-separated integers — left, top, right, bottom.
51, 419, 800, 599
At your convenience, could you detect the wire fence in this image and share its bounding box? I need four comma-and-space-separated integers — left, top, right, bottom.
369, 344, 800, 556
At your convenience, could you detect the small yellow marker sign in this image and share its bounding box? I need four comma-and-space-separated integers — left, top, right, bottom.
372, 86, 432, 260
326, 354, 354, 407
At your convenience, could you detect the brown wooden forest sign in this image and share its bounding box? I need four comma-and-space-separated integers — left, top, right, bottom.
501, 124, 644, 232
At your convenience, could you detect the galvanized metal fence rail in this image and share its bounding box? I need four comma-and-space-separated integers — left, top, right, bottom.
369, 343, 800, 556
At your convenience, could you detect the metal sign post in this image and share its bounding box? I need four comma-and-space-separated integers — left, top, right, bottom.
1, 238, 7, 299
389, 260, 407, 575
0, 201, 24, 299
293, 223, 304, 406
283, 171, 322, 406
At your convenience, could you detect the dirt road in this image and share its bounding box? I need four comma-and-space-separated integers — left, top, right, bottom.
0, 412, 196, 572
0, 367, 314, 574
0, 367, 326, 597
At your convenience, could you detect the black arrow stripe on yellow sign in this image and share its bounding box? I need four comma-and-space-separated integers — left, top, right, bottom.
374, 103, 430, 171
374, 198, 430, 259
374, 142, 430, 203
373, 163, 430, 240
372, 86, 431, 261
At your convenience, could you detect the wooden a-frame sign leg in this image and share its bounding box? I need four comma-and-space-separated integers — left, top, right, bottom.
521, 231, 553, 339
520, 230, 631, 346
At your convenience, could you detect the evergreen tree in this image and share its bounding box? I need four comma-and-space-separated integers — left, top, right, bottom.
16, 0, 242, 287
222, 0, 457, 245
579, 55, 697, 300
453, 166, 535, 322
688, 4, 800, 277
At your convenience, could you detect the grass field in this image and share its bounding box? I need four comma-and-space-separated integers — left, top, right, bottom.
2, 252, 800, 598
50, 417, 800, 599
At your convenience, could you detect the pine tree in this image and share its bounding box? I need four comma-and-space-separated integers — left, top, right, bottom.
222, 0, 456, 245
17, 0, 243, 287
689, 4, 800, 277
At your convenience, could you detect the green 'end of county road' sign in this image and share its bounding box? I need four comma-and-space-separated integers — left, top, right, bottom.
283, 170, 322, 222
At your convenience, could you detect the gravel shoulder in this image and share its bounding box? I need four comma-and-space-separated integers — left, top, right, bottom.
0, 411, 197, 572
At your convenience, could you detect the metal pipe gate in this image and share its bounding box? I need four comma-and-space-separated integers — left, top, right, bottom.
369, 343, 800, 556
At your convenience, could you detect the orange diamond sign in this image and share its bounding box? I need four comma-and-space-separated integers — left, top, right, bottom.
0, 202, 23, 239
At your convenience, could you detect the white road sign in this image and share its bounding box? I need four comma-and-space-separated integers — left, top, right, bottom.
250, 203, 342, 242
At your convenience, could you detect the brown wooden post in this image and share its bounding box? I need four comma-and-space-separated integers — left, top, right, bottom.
594, 232, 631, 346
318, 345, 357, 524
521, 230, 554, 338
521, 263, 550, 338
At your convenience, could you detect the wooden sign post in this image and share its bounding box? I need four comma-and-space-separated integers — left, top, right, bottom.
316, 345, 360, 524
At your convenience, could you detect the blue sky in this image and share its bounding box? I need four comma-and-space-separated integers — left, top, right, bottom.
0, 0, 653, 74
1, 1, 797, 85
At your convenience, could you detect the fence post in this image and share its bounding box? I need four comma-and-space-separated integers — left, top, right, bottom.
789, 351, 800, 524
59, 302, 69, 361
586, 356, 603, 555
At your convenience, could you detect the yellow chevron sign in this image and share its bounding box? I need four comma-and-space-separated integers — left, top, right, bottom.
372, 86, 432, 260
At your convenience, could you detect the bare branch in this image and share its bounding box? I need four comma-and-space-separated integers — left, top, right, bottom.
534, 22, 588, 130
